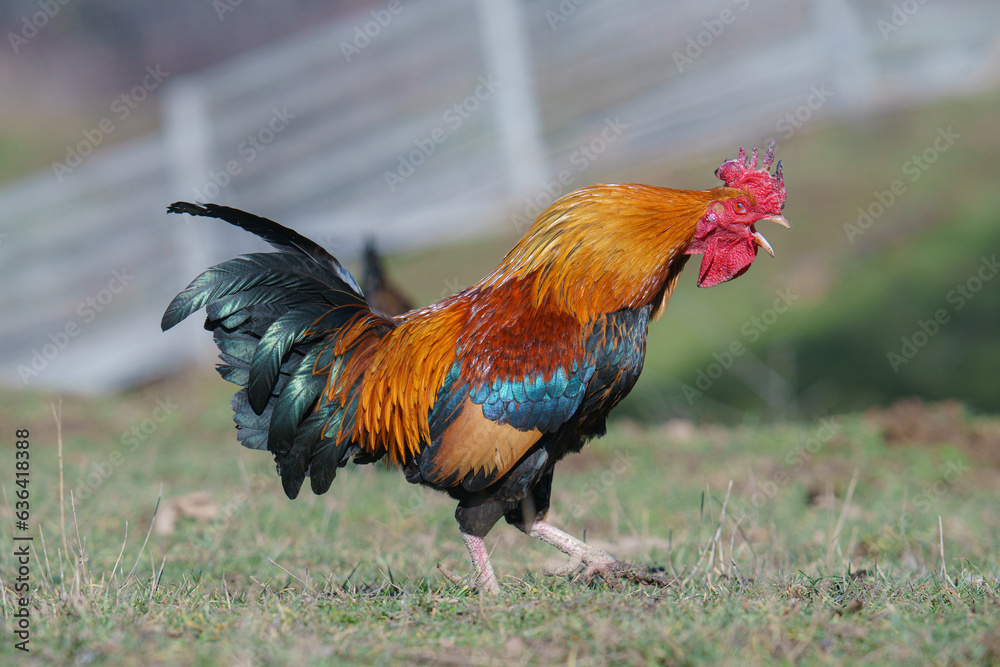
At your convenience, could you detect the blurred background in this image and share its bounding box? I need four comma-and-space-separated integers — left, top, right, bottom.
2, 0, 999, 423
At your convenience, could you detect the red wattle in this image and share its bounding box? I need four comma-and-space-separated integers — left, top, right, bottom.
692, 236, 758, 288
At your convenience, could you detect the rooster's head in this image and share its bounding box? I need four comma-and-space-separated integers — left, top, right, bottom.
685, 141, 789, 288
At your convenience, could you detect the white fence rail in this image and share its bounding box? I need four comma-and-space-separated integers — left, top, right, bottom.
1, 0, 997, 392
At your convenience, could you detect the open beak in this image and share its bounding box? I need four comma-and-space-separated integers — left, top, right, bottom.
761, 214, 791, 229
752, 231, 774, 257
752, 214, 791, 257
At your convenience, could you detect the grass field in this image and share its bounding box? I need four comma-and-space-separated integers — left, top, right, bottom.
2, 373, 998, 665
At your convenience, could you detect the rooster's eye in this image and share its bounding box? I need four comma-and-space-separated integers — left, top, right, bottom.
734, 202, 747, 214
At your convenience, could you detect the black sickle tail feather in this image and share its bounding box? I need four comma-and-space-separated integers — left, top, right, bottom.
162, 202, 390, 499
164, 202, 364, 295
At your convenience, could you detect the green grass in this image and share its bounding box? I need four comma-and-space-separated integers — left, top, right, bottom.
2, 376, 998, 665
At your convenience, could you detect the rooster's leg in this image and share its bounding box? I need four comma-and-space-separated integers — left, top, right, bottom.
527, 520, 671, 590
458, 531, 500, 593
527, 520, 622, 586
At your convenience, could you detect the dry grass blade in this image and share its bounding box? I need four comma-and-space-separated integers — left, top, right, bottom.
704, 480, 733, 580
151, 554, 167, 599
825, 468, 859, 564
125, 486, 163, 585
939, 516, 949, 583
52, 399, 70, 582
267, 557, 317, 594
38, 523, 55, 587
109, 521, 128, 585
70, 490, 90, 587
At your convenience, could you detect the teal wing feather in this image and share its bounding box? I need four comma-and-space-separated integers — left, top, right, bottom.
418, 356, 596, 492
419, 307, 649, 493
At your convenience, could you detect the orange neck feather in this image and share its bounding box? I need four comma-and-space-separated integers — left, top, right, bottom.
481, 184, 725, 321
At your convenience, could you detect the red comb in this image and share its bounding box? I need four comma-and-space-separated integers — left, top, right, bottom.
715, 141, 785, 212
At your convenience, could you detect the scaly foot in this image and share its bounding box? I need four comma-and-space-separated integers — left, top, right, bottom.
528, 520, 672, 590
439, 531, 500, 594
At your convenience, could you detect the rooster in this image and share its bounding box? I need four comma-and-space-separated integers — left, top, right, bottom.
162, 143, 788, 593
